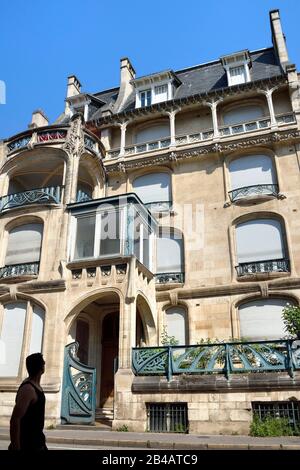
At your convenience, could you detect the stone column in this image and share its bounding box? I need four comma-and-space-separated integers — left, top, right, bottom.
167, 109, 179, 147
205, 99, 223, 139
262, 88, 277, 129
119, 121, 128, 156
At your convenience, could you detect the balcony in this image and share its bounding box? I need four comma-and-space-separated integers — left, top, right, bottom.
0, 186, 63, 213
236, 258, 290, 277
107, 112, 296, 159
228, 183, 279, 203
6, 127, 99, 156
156, 272, 185, 284
132, 339, 300, 381
0, 262, 39, 279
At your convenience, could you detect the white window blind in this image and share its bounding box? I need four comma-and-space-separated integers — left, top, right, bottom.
135, 124, 169, 144
229, 65, 247, 85
229, 155, 276, 190
239, 299, 288, 340
29, 304, 45, 355
157, 233, 183, 273
236, 219, 284, 263
5, 223, 43, 265
0, 302, 26, 376
133, 173, 170, 205
224, 106, 264, 125
165, 307, 187, 345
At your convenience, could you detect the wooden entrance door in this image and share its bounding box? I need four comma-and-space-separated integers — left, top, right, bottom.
100, 312, 119, 408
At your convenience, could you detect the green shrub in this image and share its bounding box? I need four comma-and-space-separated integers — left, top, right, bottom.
116, 424, 129, 432
250, 414, 294, 436
281, 304, 300, 338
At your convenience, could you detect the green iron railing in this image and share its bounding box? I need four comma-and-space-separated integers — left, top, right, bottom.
132, 339, 300, 381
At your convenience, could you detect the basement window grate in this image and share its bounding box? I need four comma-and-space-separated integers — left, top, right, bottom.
252, 401, 300, 429
146, 403, 188, 433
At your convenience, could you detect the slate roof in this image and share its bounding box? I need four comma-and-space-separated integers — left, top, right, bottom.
87, 48, 284, 122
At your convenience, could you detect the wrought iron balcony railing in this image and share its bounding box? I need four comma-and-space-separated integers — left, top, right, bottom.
0, 186, 63, 212
228, 183, 279, 202
156, 272, 185, 284
132, 339, 300, 381
0, 262, 39, 279
236, 258, 290, 276
76, 190, 93, 203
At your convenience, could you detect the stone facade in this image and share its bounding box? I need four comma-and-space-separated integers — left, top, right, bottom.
1, 9, 300, 434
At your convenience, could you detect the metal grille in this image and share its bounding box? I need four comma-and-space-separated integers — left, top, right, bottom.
252, 401, 300, 429
147, 403, 188, 433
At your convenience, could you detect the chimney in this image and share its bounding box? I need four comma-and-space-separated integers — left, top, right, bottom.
270, 9, 289, 69
65, 75, 82, 113
114, 57, 136, 113
28, 109, 49, 129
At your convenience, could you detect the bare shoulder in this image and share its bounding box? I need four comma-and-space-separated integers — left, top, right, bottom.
16, 383, 37, 402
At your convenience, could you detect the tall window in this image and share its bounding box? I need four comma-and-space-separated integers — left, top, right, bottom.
229, 154, 277, 201
133, 172, 171, 212
157, 231, 184, 274
165, 307, 187, 345
140, 90, 151, 107
154, 84, 168, 103
229, 66, 247, 85
239, 298, 290, 340
224, 106, 264, 126
133, 214, 151, 270
135, 124, 169, 144
5, 223, 43, 265
0, 301, 45, 377
235, 218, 288, 275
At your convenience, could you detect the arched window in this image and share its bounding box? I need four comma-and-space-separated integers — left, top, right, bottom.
235, 218, 289, 276
229, 155, 277, 202
238, 298, 291, 340
165, 306, 187, 345
0, 301, 45, 377
133, 172, 171, 212
135, 124, 169, 144
6, 223, 43, 265
156, 231, 184, 283
223, 105, 264, 126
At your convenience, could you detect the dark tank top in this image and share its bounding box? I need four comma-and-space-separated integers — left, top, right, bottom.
17, 381, 46, 450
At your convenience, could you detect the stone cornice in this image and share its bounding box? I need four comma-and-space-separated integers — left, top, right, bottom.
105, 129, 300, 174
156, 276, 300, 301
92, 75, 286, 127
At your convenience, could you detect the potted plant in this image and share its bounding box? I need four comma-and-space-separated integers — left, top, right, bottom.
281, 304, 300, 339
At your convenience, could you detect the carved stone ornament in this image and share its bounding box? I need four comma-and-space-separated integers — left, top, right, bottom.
27, 132, 37, 150
63, 115, 85, 158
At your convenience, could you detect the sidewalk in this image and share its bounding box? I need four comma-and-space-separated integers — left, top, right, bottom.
1, 426, 300, 449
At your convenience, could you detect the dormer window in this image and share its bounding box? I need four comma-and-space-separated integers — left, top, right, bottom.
132, 70, 181, 109
221, 50, 251, 87
140, 89, 152, 107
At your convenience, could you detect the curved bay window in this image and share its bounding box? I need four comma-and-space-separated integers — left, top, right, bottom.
156, 230, 184, 284
238, 298, 291, 340
0, 223, 43, 279
235, 218, 289, 277
0, 301, 45, 377
132, 172, 171, 212
220, 105, 268, 136
228, 154, 278, 203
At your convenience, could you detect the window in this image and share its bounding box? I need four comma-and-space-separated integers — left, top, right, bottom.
165, 307, 187, 345
133, 172, 171, 212
140, 90, 151, 107
154, 84, 168, 103
73, 210, 120, 260
133, 214, 151, 270
0, 301, 45, 377
235, 218, 289, 275
157, 231, 183, 275
135, 124, 169, 145
224, 106, 264, 126
239, 298, 290, 340
147, 403, 188, 433
229, 65, 247, 85
5, 223, 43, 265
229, 154, 277, 201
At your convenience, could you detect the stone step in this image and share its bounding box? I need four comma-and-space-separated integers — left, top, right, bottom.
95, 408, 114, 421
56, 423, 111, 431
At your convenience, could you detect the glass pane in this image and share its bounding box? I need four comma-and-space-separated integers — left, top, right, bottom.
74, 214, 95, 258
100, 211, 120, 256
29, 305, 44, 355
0, 302, 26, 376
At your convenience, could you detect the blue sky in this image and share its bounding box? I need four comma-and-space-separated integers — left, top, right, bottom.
1, 0, 300, 139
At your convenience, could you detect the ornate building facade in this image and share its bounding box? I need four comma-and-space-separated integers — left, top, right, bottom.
1, 10, 300, 433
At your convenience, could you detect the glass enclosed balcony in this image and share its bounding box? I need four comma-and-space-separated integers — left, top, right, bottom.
67, 194, 158, 272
